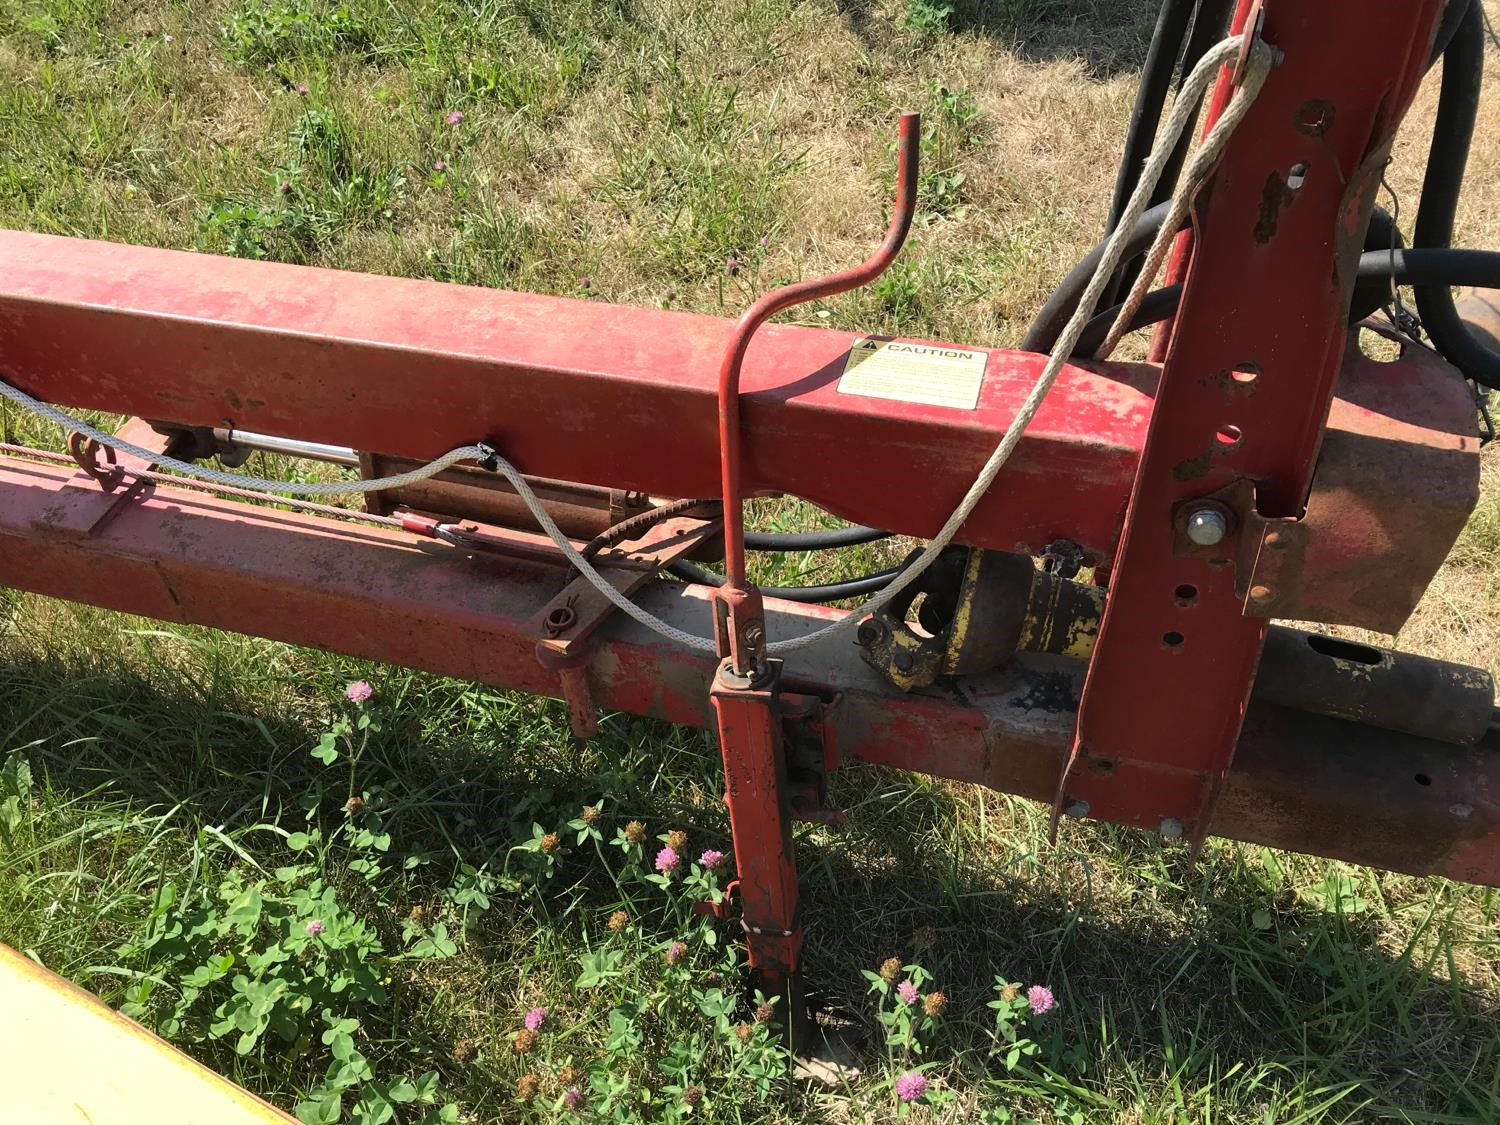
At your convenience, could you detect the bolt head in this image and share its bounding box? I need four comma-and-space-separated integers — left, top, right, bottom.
893, 651, 915, 673
1185, 507, 1228, 546
1159, 817, 1184, 839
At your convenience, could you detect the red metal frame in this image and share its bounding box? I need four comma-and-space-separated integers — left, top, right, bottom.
0, 230, 1149, 562
0, 0, 1491, 1007
0, 455, 1492, 885
1057, 0, 1447, 846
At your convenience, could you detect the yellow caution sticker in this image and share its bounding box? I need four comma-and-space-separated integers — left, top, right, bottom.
837, 337, 987, 410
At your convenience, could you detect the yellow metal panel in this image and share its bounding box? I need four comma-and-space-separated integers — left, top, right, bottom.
0, 943, 297, 1124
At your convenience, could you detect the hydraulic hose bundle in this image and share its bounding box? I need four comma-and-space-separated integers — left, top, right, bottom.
1034, 0, 1500, 393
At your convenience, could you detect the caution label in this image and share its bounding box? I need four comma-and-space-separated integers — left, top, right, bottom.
837, 337, 987, 410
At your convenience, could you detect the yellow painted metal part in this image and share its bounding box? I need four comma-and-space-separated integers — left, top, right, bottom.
1017, 575, 1104, 660
938, 547, 985, 677
0, 943, 297, 1124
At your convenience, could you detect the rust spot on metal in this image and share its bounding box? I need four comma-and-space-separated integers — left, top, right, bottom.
1204, 364, 1261, 403
1172, 446, 1213, 481
1254, 170, 1298, 243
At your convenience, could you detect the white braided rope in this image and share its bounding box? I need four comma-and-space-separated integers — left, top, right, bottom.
0, 33, 1271, 659
0, 380, 489, 496
481, 460, 721, 652
1098, 40, 1277, 357
0, 375, 722, 650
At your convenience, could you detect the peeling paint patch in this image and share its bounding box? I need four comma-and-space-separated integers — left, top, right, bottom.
1254, 170, 1298, 244
1172, 446, 1213, 481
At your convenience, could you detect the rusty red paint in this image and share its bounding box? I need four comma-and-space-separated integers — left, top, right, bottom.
1061, 0, 1448, 842
31, 418, 177, 539
0, 230, 1152, 562
710, 111, 917, 680
0, 0, 1492, 1006
1149, 0, 1256, 362
535, 515, 722, 655
710, 663, 802, 993
0, 455, 1491, 885
1238, 337, 1481, 632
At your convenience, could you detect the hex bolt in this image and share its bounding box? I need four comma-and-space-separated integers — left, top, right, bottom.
856, 618, 884, 647
1185, 507, 1228, 546
1063, 799, 1090, 819
893, 651, 915, 673
1159, 817, 1184, 839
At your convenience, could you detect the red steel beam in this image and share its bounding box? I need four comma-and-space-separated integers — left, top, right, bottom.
0, 231, 1152, 561
1061, 0, 1447, 842
0, 455, 1493, 885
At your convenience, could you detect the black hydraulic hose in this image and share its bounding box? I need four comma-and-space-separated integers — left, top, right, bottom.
1050, 200, 1399, 357
1366, 206, 1406, 255
1110, 0, 1236, 302
1431, 0, 1475, 65
1413, 1, 1500, 390
1358, 248, 1500, 290
1072, 206, 1399, 355
745, 524, 890, 551
1074, 247, 1500, 358
1022, 200, 1180, 353
1348, 203, 1408, 321
1074, 285, 1184, 357
1103, 0, 1198, 247
1148, 0, 1235, 218
1073, 0, 1459, 346
668, 560, 903, 604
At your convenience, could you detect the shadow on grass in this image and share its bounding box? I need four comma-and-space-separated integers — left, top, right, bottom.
1, 640, 1496, 1120
940, 0, 1162, 81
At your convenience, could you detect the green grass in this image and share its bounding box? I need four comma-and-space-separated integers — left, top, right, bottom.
3, 1, 1500, 1122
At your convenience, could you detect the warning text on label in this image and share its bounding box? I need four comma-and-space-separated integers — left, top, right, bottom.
836, 337, 987, 411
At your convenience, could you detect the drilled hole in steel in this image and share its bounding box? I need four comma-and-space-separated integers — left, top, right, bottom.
1306, 633, 1382, 665
1174, 583, 1198, 604
1215, 424, 1243, 451
1414, 773, 1433, 787
1089, 757, 1116, 775
1357, 326, 1403, 363
1231, 363, 1260, 385
1162, 631, 1185, 649
1285, 163, 1308, 190
1296, 99, 1335, 135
